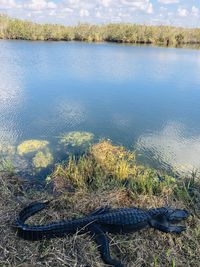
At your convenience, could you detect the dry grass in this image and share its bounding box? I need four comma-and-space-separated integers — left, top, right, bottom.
0, 170, 199, 267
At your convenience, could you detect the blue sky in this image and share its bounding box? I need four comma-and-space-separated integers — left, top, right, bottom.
0, 0, 200, 27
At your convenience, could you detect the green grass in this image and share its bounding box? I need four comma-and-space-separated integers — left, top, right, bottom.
0, 158, 15, 176
50, 141, 177, 197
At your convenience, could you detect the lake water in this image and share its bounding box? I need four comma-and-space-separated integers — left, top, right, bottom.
1, 40, 200, 177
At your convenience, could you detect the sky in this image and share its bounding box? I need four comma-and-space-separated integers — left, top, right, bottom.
0, 0, 200, 27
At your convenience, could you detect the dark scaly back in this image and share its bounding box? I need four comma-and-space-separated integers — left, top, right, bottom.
147, 207, 167, 218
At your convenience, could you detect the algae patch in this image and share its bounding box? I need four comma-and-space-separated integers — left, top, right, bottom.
16, 139, 53, 172
59, 131, 94, 147
17, 140, 49, 156
32, 150, 53, 169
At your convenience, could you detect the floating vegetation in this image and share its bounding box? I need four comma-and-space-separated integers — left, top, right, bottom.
17, 140, 49, 156
32, 150, 53, 169
59, 131, 94, 148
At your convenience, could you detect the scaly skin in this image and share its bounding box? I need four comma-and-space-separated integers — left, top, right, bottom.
15, 202, 190, 267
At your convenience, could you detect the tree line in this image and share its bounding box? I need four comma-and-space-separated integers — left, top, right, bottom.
1, 14, 200, 47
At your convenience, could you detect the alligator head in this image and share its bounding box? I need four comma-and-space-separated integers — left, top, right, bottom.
148, 207, 190, 233
164, 208, 190, 222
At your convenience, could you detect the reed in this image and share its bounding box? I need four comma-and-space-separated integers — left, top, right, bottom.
1, 14, 200, 47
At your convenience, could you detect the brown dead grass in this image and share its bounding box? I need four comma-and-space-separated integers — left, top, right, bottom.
0, 173, 199, 267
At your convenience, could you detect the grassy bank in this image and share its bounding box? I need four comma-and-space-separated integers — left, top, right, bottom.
0, 140, 199, 266
1, 14, 200, 47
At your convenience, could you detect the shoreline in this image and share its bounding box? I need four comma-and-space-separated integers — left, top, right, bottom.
0, 140, 199, 266
1, 38, 200, 51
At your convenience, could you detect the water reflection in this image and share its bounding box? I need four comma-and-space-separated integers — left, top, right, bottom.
0, 42, 24, 145
137, 121, 200, 174
1, 41, 200, 177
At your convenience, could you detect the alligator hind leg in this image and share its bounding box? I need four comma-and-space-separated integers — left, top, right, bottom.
89, 224, 124, 267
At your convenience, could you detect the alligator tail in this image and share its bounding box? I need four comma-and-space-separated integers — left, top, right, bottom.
14, 201, 89, 241
16, 201, 50, 224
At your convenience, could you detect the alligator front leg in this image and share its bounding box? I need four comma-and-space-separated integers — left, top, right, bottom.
89, 224, 124, 267
150, 220, 186, 233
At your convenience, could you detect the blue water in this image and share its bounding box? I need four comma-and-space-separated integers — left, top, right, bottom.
1, 40, 200, 176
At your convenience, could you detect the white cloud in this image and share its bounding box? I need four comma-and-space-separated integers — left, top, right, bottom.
177, 7, 188, 17
79, 9, 90, 17
24, 0, 57, 11
49, 10, 56, 16
96, 11, 101, 18
0, 0, 200, 27
158, 0, 179, 4
100, 0, 112, 8
62, 7, 74, 13
192, 6, 199, 17
120, 0, 154, 14
147, 3, 153, 14
0, 0, 19, 9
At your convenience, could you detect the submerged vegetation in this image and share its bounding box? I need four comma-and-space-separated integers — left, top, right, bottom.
60, 131, 94, 148
17, 139, 49, 156
1, 14, 200, 47
16, 139, 53, 171
32, 150, 53, 169
0, 140, 200, 266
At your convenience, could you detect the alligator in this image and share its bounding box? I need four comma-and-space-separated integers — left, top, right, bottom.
15, 201, 190, 267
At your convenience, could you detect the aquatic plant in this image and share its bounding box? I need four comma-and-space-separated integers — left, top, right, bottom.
17, 140, 49, 156
32, 150, 53, 169
59, 131, 94, 148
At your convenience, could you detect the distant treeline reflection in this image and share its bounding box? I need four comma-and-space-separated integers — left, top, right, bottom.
0, 14, 200, 47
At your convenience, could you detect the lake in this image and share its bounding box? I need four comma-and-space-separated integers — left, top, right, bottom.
0, 40, 200, 177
